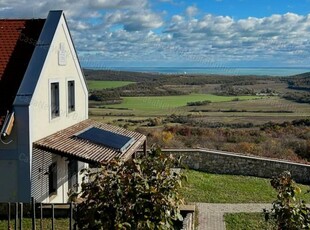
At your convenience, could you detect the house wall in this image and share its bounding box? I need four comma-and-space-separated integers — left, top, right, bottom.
30, 15, 88, 142
0, 12, 89, 203
31, 148, 86, 203
31, 148, 52, 202
32, 149, 69, 203
28, 14, 89, 203
0, 107, 32, 202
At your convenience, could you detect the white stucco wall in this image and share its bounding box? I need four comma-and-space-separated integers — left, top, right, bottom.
29, 14, 89, 203
30, 15, 88, 142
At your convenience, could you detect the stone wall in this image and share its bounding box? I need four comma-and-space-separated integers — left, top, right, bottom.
181, 213, 194, 230
180, 205, 195, 230
163, 149, 310, 184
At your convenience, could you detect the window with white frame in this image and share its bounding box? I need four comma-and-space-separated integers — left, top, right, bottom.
68, 80, 75, 112
51, 82, 60, 118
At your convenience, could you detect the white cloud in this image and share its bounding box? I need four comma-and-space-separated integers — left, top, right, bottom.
104, 10, 163, 31
0, 0, 310, 66
186, 5, 198, 18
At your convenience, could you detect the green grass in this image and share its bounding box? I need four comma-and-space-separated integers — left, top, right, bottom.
225, 213, 276, 230
1, 218, 69, 230
182, 170, 310, 203
108, 94, 261, 112
87, 80, 134, 90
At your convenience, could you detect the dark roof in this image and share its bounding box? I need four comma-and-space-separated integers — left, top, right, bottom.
33, 119, 146, 163
0, 19, 45, 126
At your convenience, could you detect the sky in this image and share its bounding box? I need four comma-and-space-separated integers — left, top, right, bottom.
1, 0, 310, 68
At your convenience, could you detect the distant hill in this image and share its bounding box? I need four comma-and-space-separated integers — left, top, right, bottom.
286, 72, 310, 91
83, 69, 161, 82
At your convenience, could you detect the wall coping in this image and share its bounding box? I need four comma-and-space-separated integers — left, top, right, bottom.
162, 148, 310, 168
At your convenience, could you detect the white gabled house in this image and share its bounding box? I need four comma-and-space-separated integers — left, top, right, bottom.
0, 11, 146, 203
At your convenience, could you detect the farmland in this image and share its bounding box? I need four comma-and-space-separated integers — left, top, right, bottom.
103, 94, 261, 114
87, 80, 134, 90
86, 69, 310, 163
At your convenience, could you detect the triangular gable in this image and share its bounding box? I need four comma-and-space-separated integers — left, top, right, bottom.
14, 11, 87, 107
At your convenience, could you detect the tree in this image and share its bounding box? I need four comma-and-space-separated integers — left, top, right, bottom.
74, 147, 185, 230
264, 171, 310, 230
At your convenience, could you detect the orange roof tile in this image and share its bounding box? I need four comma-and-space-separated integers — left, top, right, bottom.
0, 19, 45, 125
33, 119, 146, 163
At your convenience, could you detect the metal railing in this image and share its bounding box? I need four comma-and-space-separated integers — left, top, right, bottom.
4, 197, 76, 230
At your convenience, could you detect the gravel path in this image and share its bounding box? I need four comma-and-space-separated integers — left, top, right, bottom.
196, 203, 273, 230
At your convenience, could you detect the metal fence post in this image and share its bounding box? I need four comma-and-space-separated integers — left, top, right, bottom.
32, 197, 36, 230
15, 202, 18, 230
7, 202, 10, 230
40, 203, 43, 230
51, 204, 54, 230
69, 202, 73, 230
19, 203, 23, 230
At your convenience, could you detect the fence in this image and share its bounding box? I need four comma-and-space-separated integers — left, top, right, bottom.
3, 198, 194, 230
3, 197, 76, 230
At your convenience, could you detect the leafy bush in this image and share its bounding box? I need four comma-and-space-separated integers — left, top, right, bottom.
187, 100, 211, 106
75, 147, 185, 230
264, 171, 310, 229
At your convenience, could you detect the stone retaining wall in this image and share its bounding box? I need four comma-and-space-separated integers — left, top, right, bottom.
181, 213, 194, 230
163, 149, 310, 184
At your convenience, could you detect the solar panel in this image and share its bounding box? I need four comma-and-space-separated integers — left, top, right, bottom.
75, 127, 135, 153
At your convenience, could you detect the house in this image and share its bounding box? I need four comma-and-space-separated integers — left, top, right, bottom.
0, 11, 146, 203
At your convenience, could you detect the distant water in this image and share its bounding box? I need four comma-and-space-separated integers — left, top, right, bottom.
88, 67, 310, 76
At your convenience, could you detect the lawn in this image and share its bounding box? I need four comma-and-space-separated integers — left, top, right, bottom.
181, 170, 310, 203
225, 213, 276, 230
87, 80, 134, 90
107, 94, 261, 112
1, 218, 69, 230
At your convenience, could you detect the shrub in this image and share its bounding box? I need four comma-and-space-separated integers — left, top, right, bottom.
75, 147, 185, 230
264, 171, 310, 229
187, 100, 211, 106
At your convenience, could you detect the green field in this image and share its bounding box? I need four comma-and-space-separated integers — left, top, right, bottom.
106, 94, 261, 112
182, 170, 310, 203
87, 80, 134, 90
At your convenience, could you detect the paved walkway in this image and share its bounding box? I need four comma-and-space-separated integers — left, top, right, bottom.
196, 203, 273, 230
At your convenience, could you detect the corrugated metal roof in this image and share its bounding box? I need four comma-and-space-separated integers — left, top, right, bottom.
33, 119, 146, 163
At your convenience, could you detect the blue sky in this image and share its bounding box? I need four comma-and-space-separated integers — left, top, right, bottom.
1, 0, 310, 67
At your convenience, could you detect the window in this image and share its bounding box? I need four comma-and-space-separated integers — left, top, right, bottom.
68, 81, 75, 112
49, 162, 57, 195
51, 83, 59, 118
68, 160, 78, 192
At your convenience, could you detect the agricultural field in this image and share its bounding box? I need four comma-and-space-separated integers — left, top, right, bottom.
90, 95, 310, 125
86, 70, 310, 163
102, 94, 261, 114
87, 80, 134, 90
